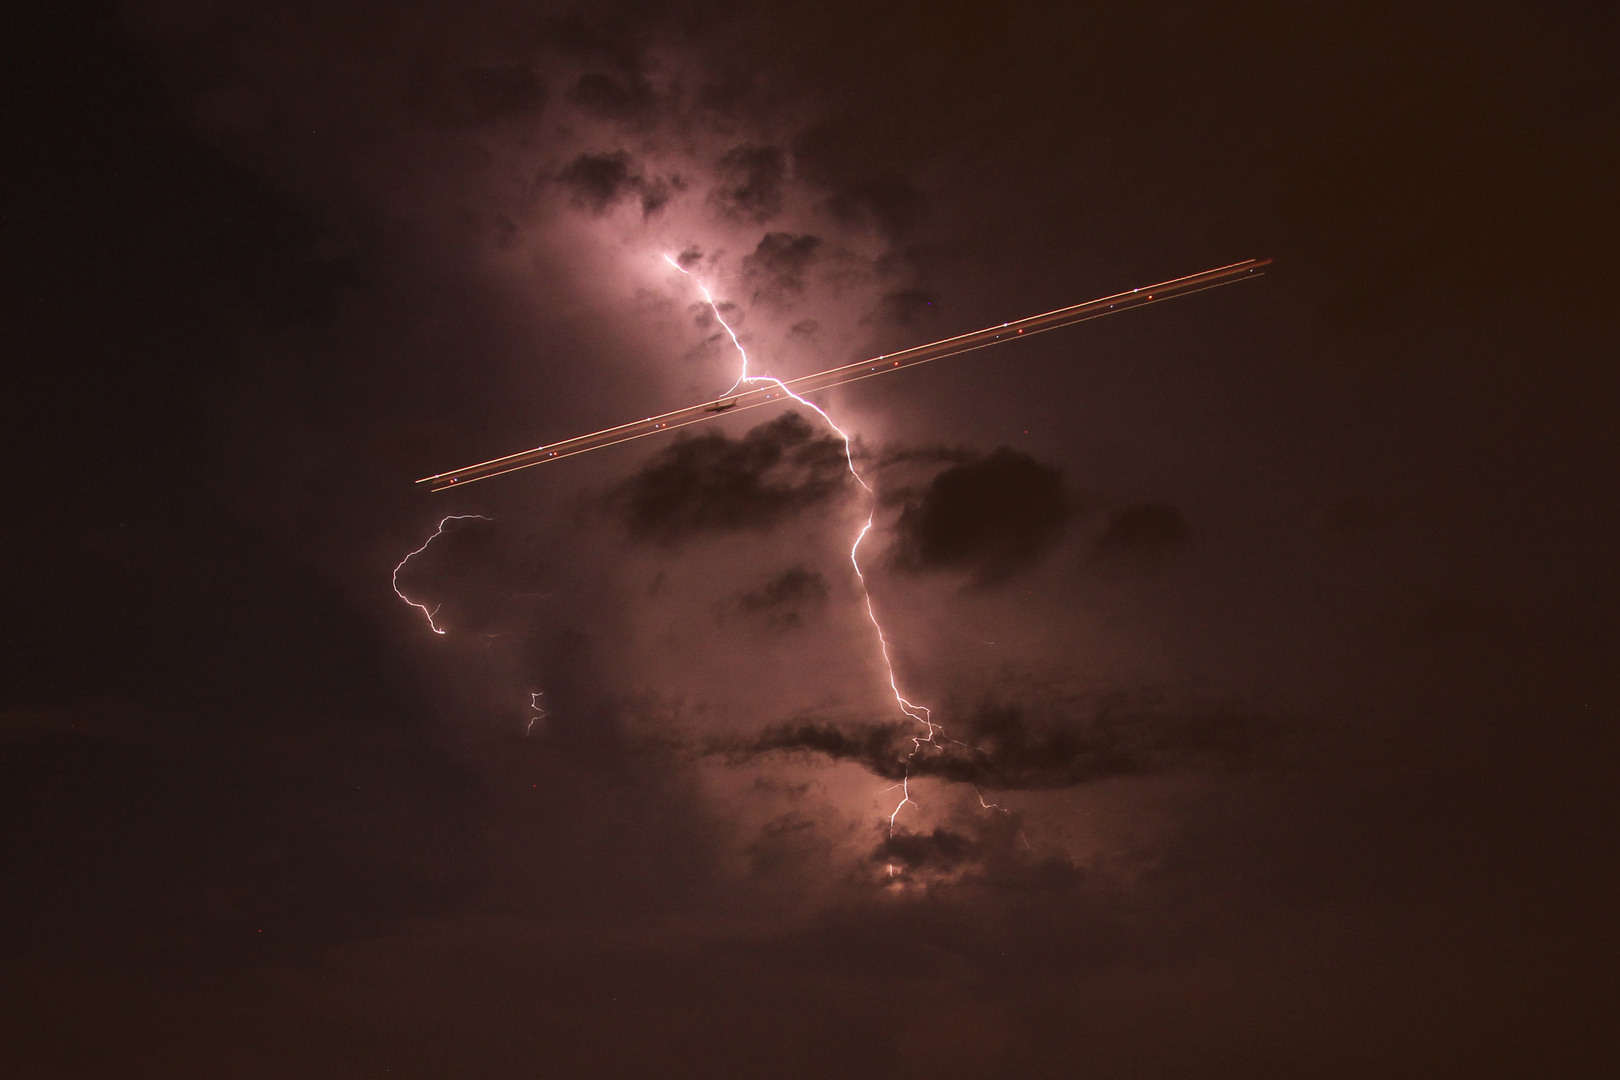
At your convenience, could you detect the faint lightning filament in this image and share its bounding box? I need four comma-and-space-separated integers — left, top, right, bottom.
392, 514, 492, 634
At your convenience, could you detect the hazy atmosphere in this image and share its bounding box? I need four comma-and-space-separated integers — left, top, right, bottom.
4, 2, 1615, 1076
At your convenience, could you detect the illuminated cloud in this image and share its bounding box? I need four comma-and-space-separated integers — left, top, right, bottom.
711, 144, 789, 221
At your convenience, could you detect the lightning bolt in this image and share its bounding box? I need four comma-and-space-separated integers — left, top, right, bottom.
403, 255, 1268, 880
664, 255, 946, 848
398, 268, 1023, 865
393, 516, 554, 742
392, 514, 492, 634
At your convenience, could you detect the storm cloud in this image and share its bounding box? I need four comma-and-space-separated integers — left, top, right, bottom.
724, 689, 1277, 791
890, 447, 1069, 584
556, 150, 676, 216
711, 143, 788, 221
610, 412, 852, 543
872, 826, 976, 872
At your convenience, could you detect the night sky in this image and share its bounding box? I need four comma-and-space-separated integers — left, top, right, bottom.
4, 2, 1616, 1076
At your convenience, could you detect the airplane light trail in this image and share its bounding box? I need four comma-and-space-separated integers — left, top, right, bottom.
416, 258, 1270, 491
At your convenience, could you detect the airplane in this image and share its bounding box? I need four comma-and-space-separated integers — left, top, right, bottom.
416, 259, 1270, 490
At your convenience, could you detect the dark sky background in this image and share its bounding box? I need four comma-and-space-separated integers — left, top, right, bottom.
3, 1, 1616, 1076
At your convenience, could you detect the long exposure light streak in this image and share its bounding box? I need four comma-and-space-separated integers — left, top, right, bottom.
417, 259, 1269, 491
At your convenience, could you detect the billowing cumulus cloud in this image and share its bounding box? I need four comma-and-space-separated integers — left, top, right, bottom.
890, 447, 1069, 584
743, 231, 822, 303
556, 150, 679, 216
711, 143, 788, 221
610, 412, 853, 544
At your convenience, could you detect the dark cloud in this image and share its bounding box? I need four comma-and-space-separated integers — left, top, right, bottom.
637, 176, 678, 215
556, 151, 677, 216
712, 144, 787, 221
724, 690, 1277, 791
872, 826, 976, 872
890, 448, 1068, 584
875, 444, 977, 468
611, 412, 852, 544
737, 565, 830, 629
1092, 503, 1190, 563
743, 231, 822, 301
739, 565, 829, 611
557, 150, 635, 212
566, 71, 655, 119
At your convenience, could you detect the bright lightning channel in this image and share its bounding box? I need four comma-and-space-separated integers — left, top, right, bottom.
392, 514, 492, 634
665, 255, 946, 844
